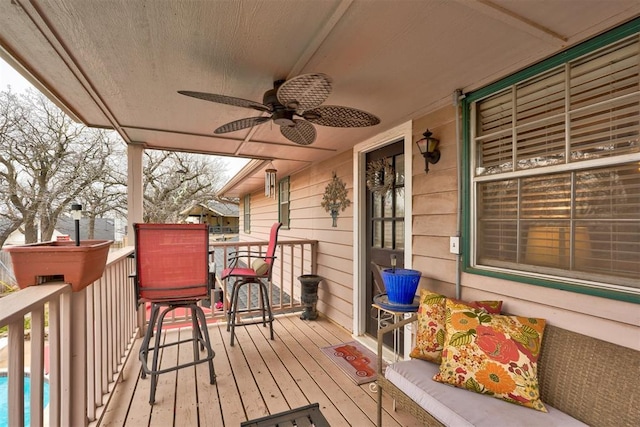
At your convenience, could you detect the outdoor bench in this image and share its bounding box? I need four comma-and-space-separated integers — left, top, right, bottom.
376, 314, 640, 427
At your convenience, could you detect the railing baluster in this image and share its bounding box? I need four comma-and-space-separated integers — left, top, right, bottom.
49, 296, 61, 427
31, 306, 45, 427
60, 289, 72, 426
87, 284, 96, 421
108, 269, 115, 380
99, 273, 108, 395
8, 316, 25, 426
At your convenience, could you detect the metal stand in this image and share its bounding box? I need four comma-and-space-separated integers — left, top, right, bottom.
371, 302, 418, 409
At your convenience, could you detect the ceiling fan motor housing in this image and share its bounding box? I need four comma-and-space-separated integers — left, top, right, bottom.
264, 88, 296, 126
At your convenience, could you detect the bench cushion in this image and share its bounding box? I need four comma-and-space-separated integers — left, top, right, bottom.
385, 359, 587, 426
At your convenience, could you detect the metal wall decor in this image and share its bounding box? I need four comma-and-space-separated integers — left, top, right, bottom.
366, 159, 395, 195
321, 172, 351, 227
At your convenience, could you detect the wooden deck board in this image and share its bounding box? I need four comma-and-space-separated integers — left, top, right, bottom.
209, 325, 246, 426
226, 326, 270, 420
195, 326, 224, 426
97, 313, 423, 426
150, 330, 179, 423
246, 323, 310, 411
99, 337, 142, 426
278, 315, 375, 426
234, 325, 290, 415
176, 329, 199, 427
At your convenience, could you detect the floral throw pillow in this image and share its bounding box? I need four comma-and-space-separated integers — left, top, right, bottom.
409, 289, 502, 364
434, 299, 547, 412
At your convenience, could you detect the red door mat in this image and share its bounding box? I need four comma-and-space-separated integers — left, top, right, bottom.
320, 341, 379, 385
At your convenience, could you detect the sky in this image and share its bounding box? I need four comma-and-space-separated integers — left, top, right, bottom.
0, 58, 249, 178
0, 58, 33, 93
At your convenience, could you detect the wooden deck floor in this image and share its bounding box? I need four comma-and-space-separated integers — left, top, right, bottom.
98, 314, 421, 426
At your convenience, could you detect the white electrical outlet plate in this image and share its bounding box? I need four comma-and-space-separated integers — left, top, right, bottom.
450, 236, 460, 254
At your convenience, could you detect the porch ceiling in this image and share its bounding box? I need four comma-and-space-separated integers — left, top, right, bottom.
1, 0, 638, 196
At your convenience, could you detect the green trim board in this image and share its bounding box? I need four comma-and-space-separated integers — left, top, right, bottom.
465, 267, 640, 305
460, 18, 640, 304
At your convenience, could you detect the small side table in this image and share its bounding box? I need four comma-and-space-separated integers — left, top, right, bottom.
371, 294, 419, 409
372, 294, 420, 363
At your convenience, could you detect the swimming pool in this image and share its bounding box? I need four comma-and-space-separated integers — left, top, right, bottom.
0, 373, 50, 427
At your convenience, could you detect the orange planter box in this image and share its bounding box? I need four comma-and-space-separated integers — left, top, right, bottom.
4, 240, 112, 291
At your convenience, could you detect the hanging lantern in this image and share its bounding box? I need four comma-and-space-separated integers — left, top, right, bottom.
265, 167, 277, 198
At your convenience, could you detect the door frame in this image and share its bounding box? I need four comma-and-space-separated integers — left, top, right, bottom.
352, 121, 414, 345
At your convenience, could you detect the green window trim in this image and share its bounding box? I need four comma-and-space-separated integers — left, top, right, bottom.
461, 17, 640, 305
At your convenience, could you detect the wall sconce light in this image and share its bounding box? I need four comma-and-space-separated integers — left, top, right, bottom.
416, 129, 441, 173
265, 165, 277, 198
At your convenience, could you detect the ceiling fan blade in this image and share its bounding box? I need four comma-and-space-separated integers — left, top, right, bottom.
277, 73, 332, 111
304, 105, 380, 127
214, 116, 271, 134
178, 91, 271, 112
280, 119, 316, 145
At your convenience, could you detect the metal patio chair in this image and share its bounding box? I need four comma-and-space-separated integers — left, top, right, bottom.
221, 222, 282, 346
133, 223, 216, 404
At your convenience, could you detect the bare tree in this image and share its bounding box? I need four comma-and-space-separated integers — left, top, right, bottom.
1, 87, 235, 247
76, 134, 127, 238
0, 88, 124, 245
142, 150, 228, 223
0, 90, 24, 244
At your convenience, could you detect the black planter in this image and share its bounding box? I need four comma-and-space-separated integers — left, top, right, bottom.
298, 274, 322, 320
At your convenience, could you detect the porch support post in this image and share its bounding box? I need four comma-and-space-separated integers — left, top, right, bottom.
127, 143, 145, 336
127, 143, 144, 246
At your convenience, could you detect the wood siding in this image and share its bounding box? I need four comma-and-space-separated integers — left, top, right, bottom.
412, 107, 639, 351
238, 107, 638, 350
239, 151, 356, 332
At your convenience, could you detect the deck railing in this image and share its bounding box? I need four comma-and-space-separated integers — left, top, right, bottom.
213, 238, 318, 313
148, 239, 318, 329
0, 238, 316, 426
1, 283, 71, 427
0, 247, 136, 427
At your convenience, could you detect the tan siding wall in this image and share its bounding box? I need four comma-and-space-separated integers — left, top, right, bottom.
411, 106, 640, 351
239, 150, 356, 332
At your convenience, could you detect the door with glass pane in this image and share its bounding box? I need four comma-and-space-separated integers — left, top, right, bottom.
365, 141, 405, 346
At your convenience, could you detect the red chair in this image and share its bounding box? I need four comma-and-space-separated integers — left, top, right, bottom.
133, 223, 215, 404
221, 222, 282, 346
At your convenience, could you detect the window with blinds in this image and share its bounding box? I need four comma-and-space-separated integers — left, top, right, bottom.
471, 33, 640, 292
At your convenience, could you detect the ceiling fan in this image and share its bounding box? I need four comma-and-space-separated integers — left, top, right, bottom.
178, 73, 380, 146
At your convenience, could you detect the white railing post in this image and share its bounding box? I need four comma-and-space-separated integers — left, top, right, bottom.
62, 289, 72, 426
30, 306, 45, 427
8, 317, 25, 426
49, 295, 61, 427
68, 288, 88, 426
